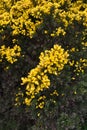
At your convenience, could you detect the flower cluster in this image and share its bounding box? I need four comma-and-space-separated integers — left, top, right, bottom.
9, 0, 67, 38
0, 45, 21, 64
69, 43, 87, 75
21, 44, 69, 107
74, 58, 87, 74
39, 44, 69, 75
0, 0, 87, 39
69, 57, 87, 77
50, 90, 59, 96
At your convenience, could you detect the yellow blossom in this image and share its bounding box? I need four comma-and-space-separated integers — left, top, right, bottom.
25, 98, 32, 106
0, 45, 21, 64
21, 44, 69, 106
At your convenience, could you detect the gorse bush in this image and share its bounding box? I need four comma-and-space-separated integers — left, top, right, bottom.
20, 44, 69, 107
0, 0, 87, 130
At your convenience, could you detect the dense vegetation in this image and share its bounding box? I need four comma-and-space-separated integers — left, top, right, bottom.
0, 0, 87, 129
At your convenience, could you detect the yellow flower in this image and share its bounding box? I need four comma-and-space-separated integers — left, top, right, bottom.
69, 60, 74, 66
70, 47, 75, 52
74, 91, 77, 95
37, 113, 40, 117
38, 96, 46, 101
21, 44, 69, 106
0, 45, 21, 64
44, 30, 48, 34
25, 98, 31, 106
51, 33, 55, 37
38, 102, 44, 109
